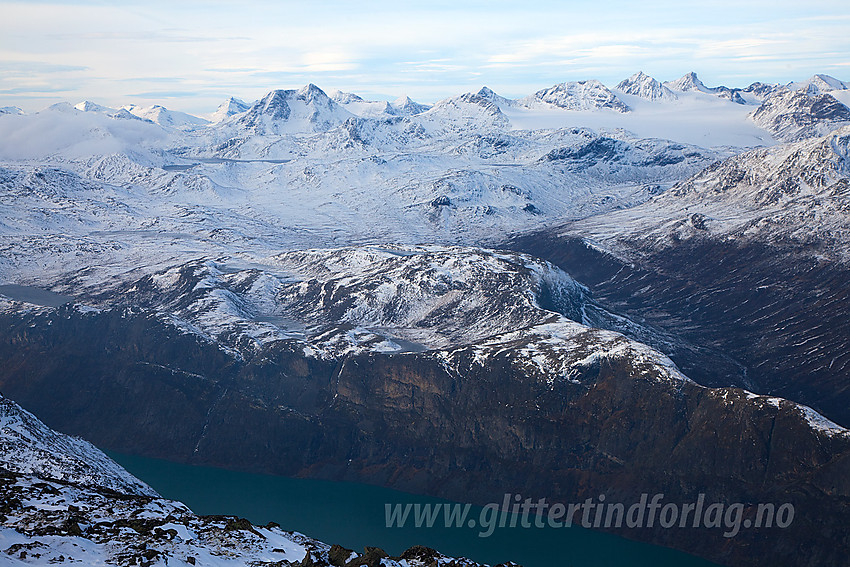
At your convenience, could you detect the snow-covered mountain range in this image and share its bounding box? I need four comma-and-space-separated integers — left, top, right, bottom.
563, 125, 850, 260
3, 71, 850, 567
3, 70, 846, 291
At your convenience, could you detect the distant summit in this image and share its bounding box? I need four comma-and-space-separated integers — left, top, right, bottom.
475, 86, 515, 108
210, 96, 249, 123
666, 71, 708, 92
524, 79, 631, 112
787, 74, 849, 96
665, 72, 746, 104
123, 103, 210, 129
616, 71, 677, 101
233, 84, 353, 134
332, 90, 399, 118
392, 95, 431, 115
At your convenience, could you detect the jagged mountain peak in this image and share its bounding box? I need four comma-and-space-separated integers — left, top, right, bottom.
527, 79, 631, 113
475, 85, 515, 108
788, 74, 849, 96
233, 84, 353, 134
254, 84, 335, 107
296, 82, 332, 102
0, 106, 24, 115
447, 92, 510, 119
665, 72, 746, 104
809, 73, 847, 89
422, 92, 511, 131
221, 96, 249, 110
619, 71, 656, 85
666, 71, 707, 92
616, 71, 677, 101
742, 81, 778, 98
210, 96, 250, 122
392, 94, 431, 115
256, 88, 294, 114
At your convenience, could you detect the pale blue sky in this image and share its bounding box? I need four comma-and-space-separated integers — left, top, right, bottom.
1, 0, 848, 113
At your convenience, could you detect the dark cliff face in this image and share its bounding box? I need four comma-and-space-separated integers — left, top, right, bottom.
2, 303, 850, 566
506, 233, 850, 430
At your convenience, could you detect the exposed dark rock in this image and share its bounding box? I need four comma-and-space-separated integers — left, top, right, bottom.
327, 544, 353, 566
299, 549, 330, 567
690, 213, 708, 230
743, 82, 778, 98
543, 137, 627, 164
347, 546, 388, 567
400, 545, 440, 563
2, 299, 850, 565
507, 232, 850, 427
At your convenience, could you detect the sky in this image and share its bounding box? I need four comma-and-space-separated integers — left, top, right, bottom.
1, 0, 849, 115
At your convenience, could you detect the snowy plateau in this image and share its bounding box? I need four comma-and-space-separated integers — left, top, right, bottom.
2, 71, 850, 567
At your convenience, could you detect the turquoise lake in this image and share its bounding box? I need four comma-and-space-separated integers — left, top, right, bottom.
110, 453, 719, 567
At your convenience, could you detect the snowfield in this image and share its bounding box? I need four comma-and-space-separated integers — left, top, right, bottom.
0, 71, 846, 293
0, 71, 785, 290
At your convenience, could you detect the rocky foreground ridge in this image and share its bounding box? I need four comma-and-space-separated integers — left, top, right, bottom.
0, 394, 513, 567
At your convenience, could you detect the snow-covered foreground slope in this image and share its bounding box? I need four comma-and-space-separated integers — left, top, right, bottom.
0, 395, 501, 567
0, 396, 156, 497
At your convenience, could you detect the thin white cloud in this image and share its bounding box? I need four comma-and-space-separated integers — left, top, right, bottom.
1, 1, 848, 113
